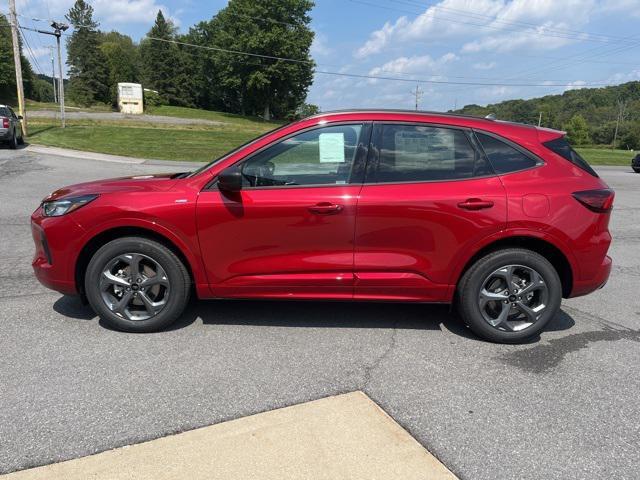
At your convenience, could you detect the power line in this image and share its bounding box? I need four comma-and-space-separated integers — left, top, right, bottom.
147, 36, 621, 88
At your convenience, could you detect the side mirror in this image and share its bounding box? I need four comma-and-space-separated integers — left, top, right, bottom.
17, 115, 23, 120
217, 165, 243, 193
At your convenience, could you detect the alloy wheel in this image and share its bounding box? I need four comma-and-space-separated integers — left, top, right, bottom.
478, 264, 549, 332
99, 253, 170, 321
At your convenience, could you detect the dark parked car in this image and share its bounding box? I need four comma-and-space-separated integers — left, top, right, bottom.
632, 153, 640, 173
0, 105, 24, 149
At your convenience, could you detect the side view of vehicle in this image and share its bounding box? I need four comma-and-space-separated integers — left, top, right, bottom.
31, 110, 614, 343
632, 153, 640, 173
0, 105, 25, 149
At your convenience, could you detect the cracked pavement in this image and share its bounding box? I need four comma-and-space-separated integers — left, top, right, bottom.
1, 146, 639, 479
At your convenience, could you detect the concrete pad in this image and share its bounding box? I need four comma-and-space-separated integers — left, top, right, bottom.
2, 392, 457, 480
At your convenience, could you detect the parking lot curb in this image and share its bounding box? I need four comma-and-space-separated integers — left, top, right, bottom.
24, 145, 206, 168
1, 391, 458, 480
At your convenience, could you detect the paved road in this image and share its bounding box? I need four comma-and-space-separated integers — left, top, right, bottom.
29, 110, 226, 126
1, 146, 639, 479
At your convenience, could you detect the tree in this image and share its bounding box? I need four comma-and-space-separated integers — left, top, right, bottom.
99, 31, 140, 104
188, 0, 315, 119
65, 0, 110, 105
139, 11, 193, 106
0, 14, 35, 105
563, 114, 591, 146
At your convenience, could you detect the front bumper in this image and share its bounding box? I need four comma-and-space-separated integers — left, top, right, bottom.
31, 207, 86, 295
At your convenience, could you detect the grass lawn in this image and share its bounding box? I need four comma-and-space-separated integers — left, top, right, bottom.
575, 147, 635, 166
27, 120, 277, 162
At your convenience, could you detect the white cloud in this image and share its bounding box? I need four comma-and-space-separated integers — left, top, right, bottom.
599, 0, 640, 18
369, 53, 458, 77
311, 32, 332, 57
473, 61, 496, 70
355, 0, 597, 58
565, 80, 588, 91
16, 0, 175, 27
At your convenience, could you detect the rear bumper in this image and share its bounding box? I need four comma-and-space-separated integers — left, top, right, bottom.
569, 255, 612, 298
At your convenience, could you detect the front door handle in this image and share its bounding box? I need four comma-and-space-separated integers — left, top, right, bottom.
457, 198, 495, 210
308, 202, 343, 215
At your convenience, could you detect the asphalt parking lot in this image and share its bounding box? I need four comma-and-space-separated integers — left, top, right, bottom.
1, 146, 639, 479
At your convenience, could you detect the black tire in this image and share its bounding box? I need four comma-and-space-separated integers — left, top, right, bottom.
17, 129, 24, 145
457, 248, 562, 343
8, 129, 17, 149
633, 167, 640, 173
85, 236, 190, 332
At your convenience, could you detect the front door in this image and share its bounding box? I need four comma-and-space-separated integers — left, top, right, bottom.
354, 123, 507, 301
197, 123, 369, 299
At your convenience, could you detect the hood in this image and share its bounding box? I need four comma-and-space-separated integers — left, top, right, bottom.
43, 173, 182, 202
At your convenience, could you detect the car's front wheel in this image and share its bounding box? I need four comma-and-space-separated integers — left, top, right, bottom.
457, 248, 562, 343
633, 167, 640, 173
85, 237, 191, 332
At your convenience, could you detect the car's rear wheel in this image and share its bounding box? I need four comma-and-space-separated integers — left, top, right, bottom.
85, 237, 190, 332
17, 129, 24, 145
8, 130, 18, 149
457, 248, 562, 343
633, 167, 640, 173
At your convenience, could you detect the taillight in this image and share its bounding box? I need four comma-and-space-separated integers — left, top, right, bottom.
572, 189, 615, 213
1, 117, 8, 129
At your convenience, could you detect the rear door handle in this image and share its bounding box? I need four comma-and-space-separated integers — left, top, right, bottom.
308, 202, 343, 215
457, 198, 495, 210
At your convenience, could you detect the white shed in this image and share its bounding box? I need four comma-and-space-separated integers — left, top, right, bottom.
117, 83, 144, 114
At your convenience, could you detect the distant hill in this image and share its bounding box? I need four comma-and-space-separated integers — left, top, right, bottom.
452, 81, 640, 147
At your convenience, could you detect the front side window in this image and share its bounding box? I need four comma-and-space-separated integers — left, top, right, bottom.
373, 124, 484, 183
475, 132, 541, 174
241, 124, 364, 187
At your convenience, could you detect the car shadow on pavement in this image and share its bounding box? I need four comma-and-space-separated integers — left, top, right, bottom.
53, 295, 576, 343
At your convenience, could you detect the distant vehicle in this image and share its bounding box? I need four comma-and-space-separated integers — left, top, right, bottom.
0, 105, 24, 149
31, 110, 614, 343
632, 153, 640, 173
117, 83, 144, 115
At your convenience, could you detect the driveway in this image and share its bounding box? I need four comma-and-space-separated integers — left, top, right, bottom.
0, 148, 638, 479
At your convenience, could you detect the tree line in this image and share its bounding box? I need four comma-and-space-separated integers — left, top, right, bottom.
62, 0, 315, 120
454, 81, 640, 149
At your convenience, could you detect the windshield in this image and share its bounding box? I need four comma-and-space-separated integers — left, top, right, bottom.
186, 122, 293, 178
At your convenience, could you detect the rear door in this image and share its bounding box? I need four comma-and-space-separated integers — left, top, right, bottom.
354, 122, 507, 301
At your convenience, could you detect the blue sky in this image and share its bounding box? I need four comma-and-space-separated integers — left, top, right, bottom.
9, 0, 640, 111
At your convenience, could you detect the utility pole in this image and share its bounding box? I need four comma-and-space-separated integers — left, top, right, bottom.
612, 99, 627, 150
8, 0, 27, 135
32, 22, 69, 127
49, 46, 57, 103
52, 22, 67, 128
411, 84, 424, 111
538, 112, 542, 127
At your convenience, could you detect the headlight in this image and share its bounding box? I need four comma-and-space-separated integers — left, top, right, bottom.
42, 194, 98, 217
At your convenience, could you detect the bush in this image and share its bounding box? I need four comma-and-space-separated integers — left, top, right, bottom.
143, 89, 165, 109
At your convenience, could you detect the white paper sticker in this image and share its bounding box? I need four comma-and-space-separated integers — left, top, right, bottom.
319, 133, 345, 163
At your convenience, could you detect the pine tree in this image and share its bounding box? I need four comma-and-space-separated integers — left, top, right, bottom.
139, 11, 193, 106
0, 14, 35, 105
65, 0, 110, 106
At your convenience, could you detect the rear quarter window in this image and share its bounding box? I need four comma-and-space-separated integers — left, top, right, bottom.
475, 132, 541, 174
543, 137, 598, 177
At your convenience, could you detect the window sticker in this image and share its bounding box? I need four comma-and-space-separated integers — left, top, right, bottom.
319, 133, 345, 163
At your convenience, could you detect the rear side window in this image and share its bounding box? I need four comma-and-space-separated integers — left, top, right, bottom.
475, 132, 541, 174
373, 125, 488, 183
0, 107, 8, 117
543, 136, 598, 177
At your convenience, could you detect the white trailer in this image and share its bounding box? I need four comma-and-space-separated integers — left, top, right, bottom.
117, 83, 143, 114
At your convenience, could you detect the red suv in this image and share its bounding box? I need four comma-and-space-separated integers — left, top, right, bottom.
31, 110, 614, 343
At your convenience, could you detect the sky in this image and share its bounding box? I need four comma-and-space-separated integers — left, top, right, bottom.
6, 0, 640, 112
